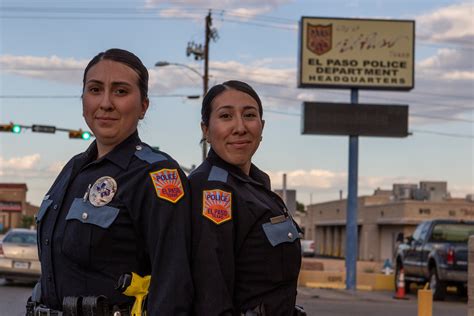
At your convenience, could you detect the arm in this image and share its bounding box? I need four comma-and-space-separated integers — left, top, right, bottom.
190, 174, 235, 316
128, 163, 193, 315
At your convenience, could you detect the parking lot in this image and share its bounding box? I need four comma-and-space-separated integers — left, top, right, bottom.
0, 278, 469, 316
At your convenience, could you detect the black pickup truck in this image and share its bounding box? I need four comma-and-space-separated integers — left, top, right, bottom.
394, 219, 474, 300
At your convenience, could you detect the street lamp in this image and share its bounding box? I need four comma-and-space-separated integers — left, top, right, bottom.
155, 61, 208, 162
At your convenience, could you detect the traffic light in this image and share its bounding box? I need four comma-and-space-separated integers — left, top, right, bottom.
69, 129, 92, 140
0, 122, 21, 133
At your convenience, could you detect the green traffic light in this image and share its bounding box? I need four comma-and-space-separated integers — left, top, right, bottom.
81, 131, 91, 140
12, 124, 21, 134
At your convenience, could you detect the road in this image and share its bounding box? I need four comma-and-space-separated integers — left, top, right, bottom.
0, 279, 469, 315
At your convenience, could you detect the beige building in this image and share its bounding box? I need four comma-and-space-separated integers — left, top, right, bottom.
0, 183, 38, 231
304, 181, 474, 262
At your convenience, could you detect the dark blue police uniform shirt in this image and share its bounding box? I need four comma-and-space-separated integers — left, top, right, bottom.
36, 131, 193, 315
189, 148, 302, 316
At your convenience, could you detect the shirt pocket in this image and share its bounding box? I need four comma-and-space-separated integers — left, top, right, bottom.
61, 198, 120, 267
262, 217, 302, 281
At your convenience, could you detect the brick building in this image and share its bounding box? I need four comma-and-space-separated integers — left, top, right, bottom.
0, 183, 38, 231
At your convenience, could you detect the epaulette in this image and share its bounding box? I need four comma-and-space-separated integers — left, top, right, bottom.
134, 144, 168, 164
208, 166, 229, 183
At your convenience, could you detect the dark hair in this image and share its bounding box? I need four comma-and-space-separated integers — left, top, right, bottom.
201, 80, 263, 126
82, 48, 149, 100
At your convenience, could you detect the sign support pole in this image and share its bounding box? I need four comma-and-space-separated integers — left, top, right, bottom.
346, 88, 359, 290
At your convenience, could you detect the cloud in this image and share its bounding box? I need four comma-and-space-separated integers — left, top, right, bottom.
0, 154, 41, 173
146, 0, 293, 20
0, 154, 64, 178
417, 48, 474, 80
414, 3, 474, 83
266, 169, 473, 204
416, 2, 474, 45
0, 55, 86, 85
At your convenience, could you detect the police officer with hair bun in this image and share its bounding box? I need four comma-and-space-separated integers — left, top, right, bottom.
28, 48, 193, 315
189, 80, 305, 316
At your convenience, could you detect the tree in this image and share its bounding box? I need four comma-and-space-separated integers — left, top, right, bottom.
20, 215, 35, 229
296, 201, 306, 213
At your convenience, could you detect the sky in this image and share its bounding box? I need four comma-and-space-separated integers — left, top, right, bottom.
0, 0, 473, 207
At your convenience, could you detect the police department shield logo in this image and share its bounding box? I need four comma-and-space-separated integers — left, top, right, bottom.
307, 23, 332, 55
89, 176, 117, 207
202, 189, 232, 224
149, 168, 184, 203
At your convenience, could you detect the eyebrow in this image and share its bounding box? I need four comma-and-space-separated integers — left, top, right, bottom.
85, 79, 133, 87
216, 104, 259, 110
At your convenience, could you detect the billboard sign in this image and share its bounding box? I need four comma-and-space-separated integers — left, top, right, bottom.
301, 102, 409, 137
298, 17, 415, 90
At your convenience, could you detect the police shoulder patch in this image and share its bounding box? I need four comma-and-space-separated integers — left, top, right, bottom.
202, 189, 232, 224
149, 168, 184, 203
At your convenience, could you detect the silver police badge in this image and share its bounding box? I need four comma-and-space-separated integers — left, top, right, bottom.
89, 176, 117, 207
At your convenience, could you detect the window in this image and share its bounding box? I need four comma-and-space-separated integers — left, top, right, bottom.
4, 231, 37, 244
429, 224, 474, 243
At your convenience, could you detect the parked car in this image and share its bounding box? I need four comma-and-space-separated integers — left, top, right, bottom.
301, 239, 315, 257
0, 228, 41, 283
394, 219, 474, 300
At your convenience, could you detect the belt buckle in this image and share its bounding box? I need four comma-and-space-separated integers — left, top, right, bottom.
35, 306, 51, 316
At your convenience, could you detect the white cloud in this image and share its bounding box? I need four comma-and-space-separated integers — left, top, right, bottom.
0, 154, 41, 171
417, 48, 474, 80
47, 161, 66, 174
266, 169, 473, 204
0, 55, 86, 85
0, 154, 65, 179
417, 1, 474, 45
146, 0, 293, 20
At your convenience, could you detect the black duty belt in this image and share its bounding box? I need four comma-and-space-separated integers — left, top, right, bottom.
33, 306, 131, 316
32, 301, 131, 316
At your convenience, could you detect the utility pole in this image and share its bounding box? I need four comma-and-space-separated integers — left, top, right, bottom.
202, 11, 211, 162
186, 10, 217, 162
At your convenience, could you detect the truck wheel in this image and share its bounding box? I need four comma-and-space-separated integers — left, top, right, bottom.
429, 267, 446, 301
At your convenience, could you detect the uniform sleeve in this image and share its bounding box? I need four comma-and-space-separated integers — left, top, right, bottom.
126, 162, 193, 315
190, 174, 235, 316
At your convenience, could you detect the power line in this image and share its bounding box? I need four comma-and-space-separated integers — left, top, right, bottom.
0, 94, 200, 99
410, 129, 474, 139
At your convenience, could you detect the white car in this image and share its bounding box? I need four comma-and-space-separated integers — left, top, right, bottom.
0, 228, 41, 283
301, 239, 315, 257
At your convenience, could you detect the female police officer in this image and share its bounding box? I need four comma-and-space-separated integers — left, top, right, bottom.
189, 80, 303, 316
31, 49, 193, 315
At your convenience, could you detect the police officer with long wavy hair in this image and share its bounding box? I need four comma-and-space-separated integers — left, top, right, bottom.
28, 48, 193, 315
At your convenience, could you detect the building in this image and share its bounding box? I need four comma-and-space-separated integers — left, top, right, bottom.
0, 183, 38, 231
304, 181, 474, 262
275, 189, 297, 215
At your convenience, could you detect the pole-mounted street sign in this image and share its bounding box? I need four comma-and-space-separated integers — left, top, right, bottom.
32, 124, 56, 134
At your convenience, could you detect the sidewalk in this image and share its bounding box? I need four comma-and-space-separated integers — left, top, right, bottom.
298, 286, 396, 303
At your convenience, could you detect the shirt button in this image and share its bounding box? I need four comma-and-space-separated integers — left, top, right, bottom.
45, 239, 49, 246
82, 212, 88, 220
53, 204, 58, 210
288, 232, 293, 239
136, 145, 142, 150
48, 275, 52, 281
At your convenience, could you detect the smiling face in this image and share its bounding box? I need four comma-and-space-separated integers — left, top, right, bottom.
82, 59, 149, 157
202, 89, 264, 174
